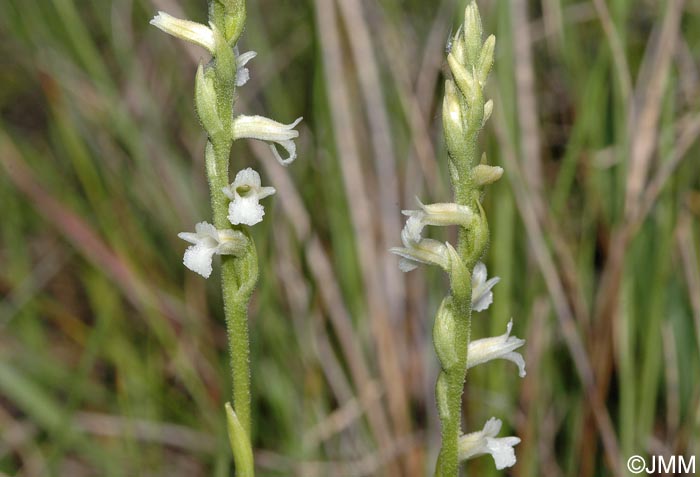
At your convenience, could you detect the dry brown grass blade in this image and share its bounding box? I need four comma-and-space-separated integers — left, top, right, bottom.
676, 212, 700, 356
334, 0, 406, 330
513, 0, 544, 197
368, 2, 440, 195
591, 0, 633, 104
314, 1, 408, 473
625, 0, 686, 219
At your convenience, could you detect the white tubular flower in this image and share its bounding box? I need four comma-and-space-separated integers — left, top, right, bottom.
390, 216, 449, 272
223, 168, 276, 226
178, 222, 246, 278
467, 319, 526, 377
235, 50, 257, 87
459, 417, 521, 470
402, 198, 475, 229
150, 12, 215, 53
231, 115, 303, 166
471, 261, 500, 311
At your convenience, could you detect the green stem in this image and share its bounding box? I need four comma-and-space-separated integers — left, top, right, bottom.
206, 135, 258, 457
222, 256, 253, 436
435, 282, 472, 477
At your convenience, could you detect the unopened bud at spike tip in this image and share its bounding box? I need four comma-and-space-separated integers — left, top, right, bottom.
463, 1, 483, 66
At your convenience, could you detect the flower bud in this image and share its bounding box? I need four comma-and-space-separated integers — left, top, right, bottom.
473, 164, 503, 186
195, 64, 223, 134
463, 1, 483, 66
448, 53, 476, 100
449, 26, 466, 64
433, 297, 458, 370
477, 35, 496, 84
443, 80, 468, 158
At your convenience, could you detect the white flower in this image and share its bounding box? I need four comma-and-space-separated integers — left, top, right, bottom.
402, 198, 475, 230
459, 417, 521, 470
223, 168, 276, 226
178, 222, 246, 278
471, 261, 500, 311
231, 115, 303, 166
390, 216, 449, 272
235, 50, 257, 87
150, 12, 215, 53
467, 319, 526, 377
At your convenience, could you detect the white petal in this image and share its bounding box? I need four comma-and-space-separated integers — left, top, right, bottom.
177, 232, 199, 244
399, 258, 418, 272
270, 140, 297, 166
183, 243, 216, 278
235, 51, 257, 87
233, 167, 262, 189
504, 351, 527, 377
472, 261, 487, 286
237, 51, 258, 67
482, 417, 502, 437
150, 12, 215, 53
258, 186, 277, 200
235, 68, 250, 87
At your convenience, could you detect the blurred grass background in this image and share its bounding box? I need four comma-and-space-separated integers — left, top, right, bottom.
1, 0, 699, 476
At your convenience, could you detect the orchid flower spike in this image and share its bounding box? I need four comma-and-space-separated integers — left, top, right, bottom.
390, 216, 450, 272
223, 168, 276, 226
178, 222, 247, 278
467, 319, 526, 377
471, 261, 500, 311
232, 115, 303, 165
235, 49, 257, 87
459, 417, 521, 470
150, 12, 215, 53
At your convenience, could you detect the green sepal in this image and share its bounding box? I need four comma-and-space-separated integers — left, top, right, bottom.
225, 403, 255, 477
195, 64, 223, 135
463, 202, 490, 266
433, 296, 459, 371
234, 230, 259, 301
435, 371, 451, 422
446, 243, 471, 305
